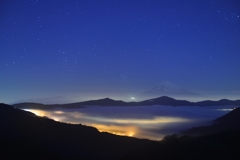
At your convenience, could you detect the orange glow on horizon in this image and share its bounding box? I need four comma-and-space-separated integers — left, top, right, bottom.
23, 109, 61, 122
22, 108, 203, 140
99, 130, 135, 137
89, 124, 137, 137
24, 109, 46, 117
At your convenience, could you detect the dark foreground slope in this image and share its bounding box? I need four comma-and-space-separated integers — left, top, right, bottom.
184, 107, 240, 135
0, 103, 155, 159
123, 107, 240, 160
2, 103, 240, 160
123, 129, 240, 160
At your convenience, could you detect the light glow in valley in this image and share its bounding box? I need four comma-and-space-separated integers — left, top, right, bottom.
23, 105, 235, 140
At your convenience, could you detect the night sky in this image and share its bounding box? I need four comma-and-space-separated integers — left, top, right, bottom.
1, 0, 240, 104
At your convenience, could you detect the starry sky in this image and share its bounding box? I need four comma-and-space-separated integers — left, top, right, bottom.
1, 0, 240, 104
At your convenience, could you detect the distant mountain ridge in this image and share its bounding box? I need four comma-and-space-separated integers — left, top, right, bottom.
138, 82, 203, 101
13, 96, 240, 110
11, 96, 72, 105
75, 97, 136, 106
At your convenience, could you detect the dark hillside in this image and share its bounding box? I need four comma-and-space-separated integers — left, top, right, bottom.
184, 107, 240, 136
215, 107, 240, 126
3, 103, 240, 159
123, 107, 240, 160
0, 103, 155, 159
123, 129, 240, 160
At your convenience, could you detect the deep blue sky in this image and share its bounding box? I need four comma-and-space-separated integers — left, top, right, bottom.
1, 0, 240, 103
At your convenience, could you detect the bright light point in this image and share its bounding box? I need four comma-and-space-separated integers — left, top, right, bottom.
131, 97, 135, 100
54, 111, 64, 114
128, 132, 134, 137
53, 118, 59, 121
217, 108, 234, 111
24, 109, 45, 117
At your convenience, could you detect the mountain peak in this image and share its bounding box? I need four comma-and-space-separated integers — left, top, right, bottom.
77, 97, 127, 106
95, 97, 117, 102
152, 82, 181, 92
102, 97, 112, 100
138, 81, 202, 101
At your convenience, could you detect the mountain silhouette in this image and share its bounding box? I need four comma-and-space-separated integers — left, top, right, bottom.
13, 96, 240, 110
123, 128, 240, 160
184, 107, 240, 136
138, 82, 203, 101
1, 102, 240, 159
140, 96, 194, 106
76, 97, 137, 106
123, 107, 240, 160
0, 103, 155, 159
215, 107, 240, 125
196, 99, 240, 106
10, 96, 71, 105
13, 98, 137, 109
